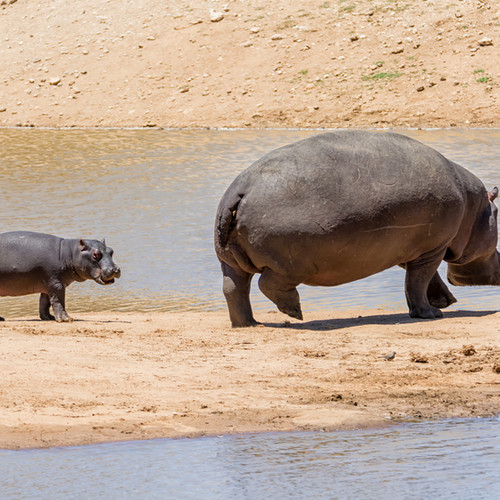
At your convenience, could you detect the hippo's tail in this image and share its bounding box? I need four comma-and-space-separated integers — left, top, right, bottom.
215, 192, 242, 252
215, 191, 259, 274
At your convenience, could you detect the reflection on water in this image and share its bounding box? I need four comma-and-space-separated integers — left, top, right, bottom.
0, 418, 498, 499
0, 129, 499, 317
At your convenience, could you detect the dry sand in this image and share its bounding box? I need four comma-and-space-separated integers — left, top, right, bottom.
0, 309, 499, 449
1, 0, 499, 129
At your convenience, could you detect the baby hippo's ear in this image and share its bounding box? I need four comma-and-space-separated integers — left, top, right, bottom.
80, 239, 89, 251
488, 187, 498, 202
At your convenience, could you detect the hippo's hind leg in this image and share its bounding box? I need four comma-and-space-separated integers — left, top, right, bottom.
258, 268, 303, 321
222, 262, 257, 327
427, 271, 457, 309
404, 247, 447, 319
39, 293, 55, 321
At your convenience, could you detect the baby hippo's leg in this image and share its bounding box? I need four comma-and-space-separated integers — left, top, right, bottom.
47, 285, 73, 322
39, 293, 55, 321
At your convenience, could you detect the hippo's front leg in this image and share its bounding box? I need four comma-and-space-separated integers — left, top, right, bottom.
405, 247, 447, 319
45, 283, 73, 322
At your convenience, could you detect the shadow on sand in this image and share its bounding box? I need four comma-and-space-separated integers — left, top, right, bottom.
262, 309, 498, 332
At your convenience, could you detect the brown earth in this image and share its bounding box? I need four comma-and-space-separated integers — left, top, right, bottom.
0, 309, 499, 450
1, 0, 499, 129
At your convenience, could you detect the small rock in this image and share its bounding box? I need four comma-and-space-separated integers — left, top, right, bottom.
0, 108, 6, 112
493, 363, 500, 374
271, 34, 283, 41
49, 77, 61, 86
210, 10, 224, 22
250, 27, 260, 34
392, 47, 404, 54
478, 37, 493, 46
350, 35, 359, 42
416, 86, 425, 92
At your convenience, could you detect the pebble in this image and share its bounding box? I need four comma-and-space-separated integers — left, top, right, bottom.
49, 77, 61, 85
210, 10, 224, 22
478, 37, 493, 46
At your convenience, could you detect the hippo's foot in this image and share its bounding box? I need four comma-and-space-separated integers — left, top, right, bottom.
428, 294, 457, 309
427, 272, 457, 309
258, 270, 303, 321
409, 305, 443, 319
232, 318, 261, 328
55, 315, 74, 323
277, 302, 303, 321
40, 313, 56, 321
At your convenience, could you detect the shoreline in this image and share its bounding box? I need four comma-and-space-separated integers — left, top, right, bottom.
1, 309, 498, 450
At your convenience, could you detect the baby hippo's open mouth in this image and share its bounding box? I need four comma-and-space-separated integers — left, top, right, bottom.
94, 275, 116, 285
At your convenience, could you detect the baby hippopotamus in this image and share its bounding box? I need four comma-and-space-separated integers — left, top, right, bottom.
0, 231, 121, 322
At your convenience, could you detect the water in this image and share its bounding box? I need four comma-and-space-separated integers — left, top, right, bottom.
0, 417, 498, 499
0, 128, 499, 318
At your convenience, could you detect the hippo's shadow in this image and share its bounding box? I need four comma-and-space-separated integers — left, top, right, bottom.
262, 309, 498, 332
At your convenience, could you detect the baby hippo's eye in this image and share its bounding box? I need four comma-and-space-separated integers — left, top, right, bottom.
92, 249, 102, 261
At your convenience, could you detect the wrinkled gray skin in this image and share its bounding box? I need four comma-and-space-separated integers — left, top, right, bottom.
0, 231, 121, 322
215, 131, 500, 327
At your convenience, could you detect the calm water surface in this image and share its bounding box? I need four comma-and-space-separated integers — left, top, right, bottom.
0, 128, 499, 317
1, 417, 499, 499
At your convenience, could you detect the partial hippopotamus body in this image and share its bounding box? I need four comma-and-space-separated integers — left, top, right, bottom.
0, 231, 121, 322
215, 131, 499, 327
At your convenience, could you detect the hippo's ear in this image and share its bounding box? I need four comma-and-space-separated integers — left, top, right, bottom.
488, 187, 498, 202
101, 238, 106, 246
79, 239, 89, 251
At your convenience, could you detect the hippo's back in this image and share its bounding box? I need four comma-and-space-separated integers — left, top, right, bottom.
235, 131, 467, 233
0, 231, 62, 273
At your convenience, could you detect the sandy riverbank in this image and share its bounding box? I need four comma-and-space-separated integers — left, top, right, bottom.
1, 0, 499, 129
1, 309, 498, 449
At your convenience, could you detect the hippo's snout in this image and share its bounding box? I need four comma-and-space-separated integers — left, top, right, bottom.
96, 265, 121, 285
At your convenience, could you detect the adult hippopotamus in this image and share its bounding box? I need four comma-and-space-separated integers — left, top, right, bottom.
0, 231, 121, 322
215, 131, 499, 327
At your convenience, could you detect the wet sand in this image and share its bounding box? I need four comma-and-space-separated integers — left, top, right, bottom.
1, 309, 498, 449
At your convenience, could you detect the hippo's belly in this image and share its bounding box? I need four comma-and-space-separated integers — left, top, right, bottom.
241, 202, 457, 286
0, 271, 46, 296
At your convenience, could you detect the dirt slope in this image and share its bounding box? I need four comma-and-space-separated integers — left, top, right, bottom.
1, 0, 499, 128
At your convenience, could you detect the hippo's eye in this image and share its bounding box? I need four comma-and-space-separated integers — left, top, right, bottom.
92, 250, 102, 261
